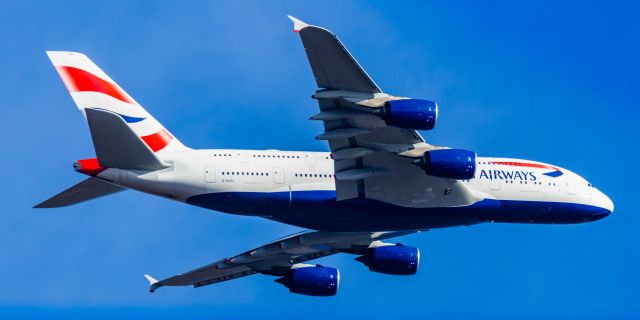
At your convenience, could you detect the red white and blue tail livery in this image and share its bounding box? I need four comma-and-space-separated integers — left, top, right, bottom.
46, 51, 187, 154
36, 16, 614, 297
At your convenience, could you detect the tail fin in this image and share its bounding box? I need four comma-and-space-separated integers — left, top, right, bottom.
45, 51, 188, 154
34, 177, 124, 208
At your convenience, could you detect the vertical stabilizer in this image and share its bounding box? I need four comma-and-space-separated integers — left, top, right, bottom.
45, 51, 189, 154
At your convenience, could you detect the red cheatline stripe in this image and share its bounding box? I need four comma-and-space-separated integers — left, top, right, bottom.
55, 66, 136, 104
490, 161, 560, 171
141, 129, 173, 152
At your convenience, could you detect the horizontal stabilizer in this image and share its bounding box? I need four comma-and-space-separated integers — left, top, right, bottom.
34, 177, 124, 208
86, 108, 168, 170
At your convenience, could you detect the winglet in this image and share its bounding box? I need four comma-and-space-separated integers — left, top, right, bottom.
144, 274, 160, 293
287, 15, 309, 32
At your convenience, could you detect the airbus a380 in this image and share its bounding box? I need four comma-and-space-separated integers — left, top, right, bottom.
37, 16, 613, 296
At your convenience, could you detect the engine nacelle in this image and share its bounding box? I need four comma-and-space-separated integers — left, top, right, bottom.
356, 244, 420, 275
275, 265, 339, 296
382, 99, 438, 130
417, 149, 476, 180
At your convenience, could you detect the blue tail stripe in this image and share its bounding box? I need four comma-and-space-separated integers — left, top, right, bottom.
118, 113, 146, 123
92, 108, 146, 123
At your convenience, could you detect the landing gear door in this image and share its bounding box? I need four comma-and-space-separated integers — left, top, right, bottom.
273, 167, 285, 184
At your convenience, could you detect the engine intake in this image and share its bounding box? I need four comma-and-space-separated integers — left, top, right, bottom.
356, 244, 420, 275
417, 149, 476, 180
382, 99, 437, 130
275, 265, 339, 296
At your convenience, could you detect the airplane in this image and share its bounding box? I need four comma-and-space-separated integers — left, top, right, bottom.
36, 16, 614, 297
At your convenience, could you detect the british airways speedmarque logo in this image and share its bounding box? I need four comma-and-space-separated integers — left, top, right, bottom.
479, 169, 537, 181
478, 161, 563, 180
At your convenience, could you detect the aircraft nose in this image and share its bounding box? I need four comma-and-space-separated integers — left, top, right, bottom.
603, 193, 614, 213
591, 189, 614, 220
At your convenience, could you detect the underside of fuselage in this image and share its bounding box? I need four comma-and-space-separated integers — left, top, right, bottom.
186, 190, 611, 232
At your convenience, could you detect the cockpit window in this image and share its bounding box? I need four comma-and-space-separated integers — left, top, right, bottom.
588, 183, 593, 187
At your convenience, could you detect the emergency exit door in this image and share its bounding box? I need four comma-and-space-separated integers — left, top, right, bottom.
204, 167, 216, 183
273, 167, 285, 184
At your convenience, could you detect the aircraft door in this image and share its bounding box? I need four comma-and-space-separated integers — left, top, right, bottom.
304, 154, 316, 164
237, 152, 249, 163
490, 179, 500, 191
566, 180, 576, 195
273, 167, 285, 184
204, 166, 216, 183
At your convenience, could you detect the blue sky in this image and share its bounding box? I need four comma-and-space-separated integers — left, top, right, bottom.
1, 0, 638, 318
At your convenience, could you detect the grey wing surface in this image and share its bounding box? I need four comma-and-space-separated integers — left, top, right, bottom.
34, 177, 124, 208
145, 230, 415, 292
289, 16, 380, 93
290, 16, 483, 206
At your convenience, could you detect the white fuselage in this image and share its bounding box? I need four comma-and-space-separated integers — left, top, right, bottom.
89, 149, 613, 231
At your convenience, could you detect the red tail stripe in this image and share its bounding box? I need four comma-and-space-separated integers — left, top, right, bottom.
141, 129, 173, 152
55, 66, 136, 104
490, 161, 560, 171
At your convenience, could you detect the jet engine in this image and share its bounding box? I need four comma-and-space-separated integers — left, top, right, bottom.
381, 99, 438, 130
416, 148, 476, 180
355, 244, 420, 275
275, 264, 339, 296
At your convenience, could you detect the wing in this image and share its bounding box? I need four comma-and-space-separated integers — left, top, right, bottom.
289, 16, 483, 206
287, 15, 380, 93
145, 230, 415, 292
